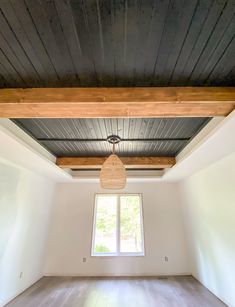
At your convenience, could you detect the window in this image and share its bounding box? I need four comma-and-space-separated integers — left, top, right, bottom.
92, 194, 144, 256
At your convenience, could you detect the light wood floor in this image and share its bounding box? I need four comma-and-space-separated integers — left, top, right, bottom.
7, 276, 226, 307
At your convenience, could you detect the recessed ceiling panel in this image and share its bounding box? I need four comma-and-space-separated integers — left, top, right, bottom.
13, 118, 210, 157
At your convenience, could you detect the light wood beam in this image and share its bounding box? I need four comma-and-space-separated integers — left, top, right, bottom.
56, 156, 176, 169
0, 87, 234, 118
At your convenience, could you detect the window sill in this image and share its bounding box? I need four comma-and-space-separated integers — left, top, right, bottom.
91, 253, 145, 257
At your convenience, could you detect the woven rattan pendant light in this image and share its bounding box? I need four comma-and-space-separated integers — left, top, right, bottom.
100, 135, 126, 189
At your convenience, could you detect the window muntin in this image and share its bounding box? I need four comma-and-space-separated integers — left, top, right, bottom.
92, 194, 144, 256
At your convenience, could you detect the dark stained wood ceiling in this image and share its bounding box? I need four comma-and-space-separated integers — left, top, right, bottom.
2, 1, 234, 161
13, 118, 210, 157
0, 0, 234, 88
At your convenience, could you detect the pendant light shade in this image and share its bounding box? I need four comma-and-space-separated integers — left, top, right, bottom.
100, 136, 126, 190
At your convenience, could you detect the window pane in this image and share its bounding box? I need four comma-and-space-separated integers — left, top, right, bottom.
94, 195, 117, 253
120, 195, 143, 253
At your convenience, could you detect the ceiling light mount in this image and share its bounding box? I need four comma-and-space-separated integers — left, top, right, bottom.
100, 135, 126, 190
107, 135, 121, 145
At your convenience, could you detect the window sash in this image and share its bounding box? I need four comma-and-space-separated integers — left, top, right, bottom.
91, 193, 145, 257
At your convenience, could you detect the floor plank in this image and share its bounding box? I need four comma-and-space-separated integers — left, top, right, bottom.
6, 276, 226, 307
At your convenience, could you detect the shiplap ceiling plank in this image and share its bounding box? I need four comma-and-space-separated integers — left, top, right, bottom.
0, 0, 233, 87
0, 0, 233, 170
13, 117, 209, 157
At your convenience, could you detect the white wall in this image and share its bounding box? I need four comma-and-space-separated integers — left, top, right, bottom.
2, 115, 234, 305
45, 182, 190, 276
179, 152, 235, 307
0, 161, 55, 307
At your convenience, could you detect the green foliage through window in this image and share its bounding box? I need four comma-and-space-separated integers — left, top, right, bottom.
94, 244, 111, 253
92, 194, 144, 255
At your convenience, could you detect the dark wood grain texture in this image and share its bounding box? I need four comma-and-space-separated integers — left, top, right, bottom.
13, 117, 209, 157
0, 0, 234, 88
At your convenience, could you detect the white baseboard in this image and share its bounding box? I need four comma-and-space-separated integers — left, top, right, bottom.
44, 272, 192, 277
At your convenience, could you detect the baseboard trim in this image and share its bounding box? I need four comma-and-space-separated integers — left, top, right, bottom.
44, 272, 192, 278
2, 275, 43, 307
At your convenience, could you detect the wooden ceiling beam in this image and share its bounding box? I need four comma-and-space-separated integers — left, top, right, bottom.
56, 156, 176, 169
0, 87, 234, 118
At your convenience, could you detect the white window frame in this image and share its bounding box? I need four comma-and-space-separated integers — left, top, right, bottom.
91, 193, 145, 257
